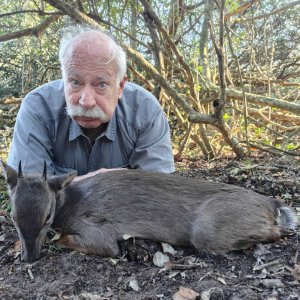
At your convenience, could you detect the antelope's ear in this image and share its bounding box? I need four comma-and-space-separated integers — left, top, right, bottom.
47, 172, 77, 192
0, 160, 18, 191
61, 172, 77, 187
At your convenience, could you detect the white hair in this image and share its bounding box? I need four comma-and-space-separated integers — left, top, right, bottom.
59, 25, 127, 84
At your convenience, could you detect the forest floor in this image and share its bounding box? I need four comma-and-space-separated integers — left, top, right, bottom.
0, 154, 300, 300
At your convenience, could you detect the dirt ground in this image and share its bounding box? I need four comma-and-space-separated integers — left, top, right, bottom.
0, 155, 299, 300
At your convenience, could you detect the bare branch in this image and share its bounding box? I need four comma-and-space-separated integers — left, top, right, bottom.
182, 1, 205, 11
199, 0, 214, 80
242, 77, 300, 87
139, 0, 198, 100
44, 0, 102, 27
225, 22, 250, 150
225, 0, 259, 20
0, 10, 62, 18
241, 0, 300, 22
224, 86, 300, 114
0, 15, 61, 42
87, 13, 150, 50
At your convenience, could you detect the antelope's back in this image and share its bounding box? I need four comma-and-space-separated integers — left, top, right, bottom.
54, 170, 283, 244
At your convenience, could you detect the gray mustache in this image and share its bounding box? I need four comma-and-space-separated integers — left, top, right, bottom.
65, 103, 109, 120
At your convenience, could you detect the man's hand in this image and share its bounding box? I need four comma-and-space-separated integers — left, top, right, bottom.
73, 168, 127, 182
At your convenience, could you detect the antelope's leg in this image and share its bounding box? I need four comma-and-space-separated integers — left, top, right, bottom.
57, 225, 120, 257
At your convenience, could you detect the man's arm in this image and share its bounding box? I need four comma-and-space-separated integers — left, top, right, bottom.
128, 108, 175, 173
8, 94, 56, 175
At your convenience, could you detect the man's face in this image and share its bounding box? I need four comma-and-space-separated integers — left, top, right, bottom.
63, 37, 126, 129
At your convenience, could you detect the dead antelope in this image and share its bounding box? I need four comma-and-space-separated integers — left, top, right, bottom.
1, 161, 297, 262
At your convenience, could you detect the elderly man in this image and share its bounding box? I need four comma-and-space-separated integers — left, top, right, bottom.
8, 26, 175, 179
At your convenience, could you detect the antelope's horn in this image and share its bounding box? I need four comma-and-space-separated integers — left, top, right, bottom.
42, 161, 47, 181
18, 161, 23, 178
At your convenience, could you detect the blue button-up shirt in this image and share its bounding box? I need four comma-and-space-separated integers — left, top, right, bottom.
8, 80, 175, 175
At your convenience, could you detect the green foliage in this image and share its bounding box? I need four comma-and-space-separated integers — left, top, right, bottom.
254, 127, 265, 137
196, 84, 201, 92
225, 0, 239, 13
0, 188, 10, 213
223, 113, 231, 123
0, 33, 62, 97
285, 144, 298, 150
275, 143, 298, 151
281, 192, 292, 201
0, 0, 65, 97
0, 0, 299, 158
241, 158, 254, 167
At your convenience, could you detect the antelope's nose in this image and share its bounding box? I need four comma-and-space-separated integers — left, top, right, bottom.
21, 252, 41, 263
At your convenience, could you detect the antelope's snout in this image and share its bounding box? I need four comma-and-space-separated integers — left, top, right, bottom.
20, 237, 43, 263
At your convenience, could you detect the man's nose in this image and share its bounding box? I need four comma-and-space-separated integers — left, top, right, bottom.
79, 86, 96, 109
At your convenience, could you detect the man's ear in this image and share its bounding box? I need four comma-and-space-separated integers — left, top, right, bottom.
47, 172, 78, 192
118, 75, 127, 98
0, 160, 18, 191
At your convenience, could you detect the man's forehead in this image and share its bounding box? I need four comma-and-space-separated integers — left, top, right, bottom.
72, 44, 113, 62
65, 40, 117, 71
70, 32, 115, 58
66, 68, 115, 80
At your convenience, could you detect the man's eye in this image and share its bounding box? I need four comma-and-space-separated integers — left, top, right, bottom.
71, 80, 80, 86
98, 82, 108, 88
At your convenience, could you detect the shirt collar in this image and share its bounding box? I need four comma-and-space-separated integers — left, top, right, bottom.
68, 110, 117, 142
105, 110, 117, 141
69, 119, 83, 141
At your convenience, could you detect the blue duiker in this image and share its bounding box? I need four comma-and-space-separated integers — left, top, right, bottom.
1, 161, 297, 262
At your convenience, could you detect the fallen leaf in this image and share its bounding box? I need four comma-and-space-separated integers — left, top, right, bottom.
162, 242, 177, 255
128, 278, 140, 291
8, 240, 21, 258
172, 287, 199, 300
200, 288, 224, 300
224, 271, 237, 279
81, 293, 107, 300
153, 251, 170, 267
217, 276, 226, 285
0, 234, 5, 242
27, 268, 34, 281
109, 258, 118, 265
168, 271, 180, 279
200, 290, 211, 300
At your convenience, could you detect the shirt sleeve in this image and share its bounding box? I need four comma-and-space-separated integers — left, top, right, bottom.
128, 108, 175, 173
7, 93, 56, 175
